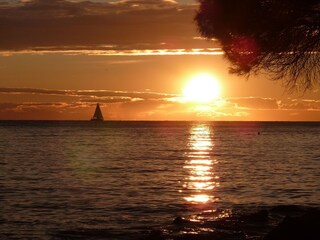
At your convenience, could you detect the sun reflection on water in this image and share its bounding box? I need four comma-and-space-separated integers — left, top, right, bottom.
182, 124, 219, 204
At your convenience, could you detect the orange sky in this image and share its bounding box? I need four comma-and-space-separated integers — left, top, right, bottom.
0, 0, 319, 121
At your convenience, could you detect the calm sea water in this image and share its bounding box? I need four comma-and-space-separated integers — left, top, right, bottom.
1, 121, 319, 239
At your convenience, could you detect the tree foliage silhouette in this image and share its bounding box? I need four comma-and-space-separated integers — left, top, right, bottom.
195, 0, 320, 90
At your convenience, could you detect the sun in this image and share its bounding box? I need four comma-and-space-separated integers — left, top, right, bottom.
183, 74, 221, 103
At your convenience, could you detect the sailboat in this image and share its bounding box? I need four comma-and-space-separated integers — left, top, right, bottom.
91, 103, 104, 121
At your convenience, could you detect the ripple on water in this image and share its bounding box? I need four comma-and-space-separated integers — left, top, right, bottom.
1, 121, 319, 239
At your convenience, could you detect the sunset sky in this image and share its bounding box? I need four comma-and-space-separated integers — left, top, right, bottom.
0, 0, 319, 121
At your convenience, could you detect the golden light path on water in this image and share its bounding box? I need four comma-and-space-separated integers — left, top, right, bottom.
183, 124, 220, 204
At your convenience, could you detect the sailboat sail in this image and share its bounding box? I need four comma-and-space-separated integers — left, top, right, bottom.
91, 103, 104, 121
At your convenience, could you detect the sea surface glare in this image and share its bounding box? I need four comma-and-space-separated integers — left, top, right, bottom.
1, 121, 320, 239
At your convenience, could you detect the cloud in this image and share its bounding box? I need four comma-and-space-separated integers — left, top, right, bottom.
1, 88, 319, 120
80, 97, 134, 104
227, 97, 279, 110
279, 99, 320, 110
106, 59, 147, 65
78, 90, 178, 99
0, 0, 215, 52
0, 101, 87, 120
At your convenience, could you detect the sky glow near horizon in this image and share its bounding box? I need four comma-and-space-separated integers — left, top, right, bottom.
0, 0, 319, 121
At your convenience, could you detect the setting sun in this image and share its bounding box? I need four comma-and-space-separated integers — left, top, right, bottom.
183, 74, 221, 103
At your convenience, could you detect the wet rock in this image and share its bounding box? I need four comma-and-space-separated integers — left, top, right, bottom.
270, 205, 305, 215
264, 211, 320, 240
242, 210, 269, 222
173, 216, 189, 225
147, 229, 166, 240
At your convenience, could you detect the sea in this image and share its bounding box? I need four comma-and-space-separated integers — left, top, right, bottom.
1, 121, 319, 240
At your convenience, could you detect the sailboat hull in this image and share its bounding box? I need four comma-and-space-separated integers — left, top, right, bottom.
90, 118, 104, 122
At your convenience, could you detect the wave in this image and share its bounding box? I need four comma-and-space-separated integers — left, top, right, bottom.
48, 205, 320, 240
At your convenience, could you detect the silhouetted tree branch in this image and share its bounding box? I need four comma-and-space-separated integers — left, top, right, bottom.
195, 0, 320, 91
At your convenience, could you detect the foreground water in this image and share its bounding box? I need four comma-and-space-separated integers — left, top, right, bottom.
1, 121, 319, 239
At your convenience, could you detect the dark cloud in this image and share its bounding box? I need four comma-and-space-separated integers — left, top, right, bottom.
0, 102, 19, 110
0, 87, 68, 95
0, 87, 178, 100
0, 0, 212, 51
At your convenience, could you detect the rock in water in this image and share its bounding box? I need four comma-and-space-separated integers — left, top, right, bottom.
264, 211, 320, 240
